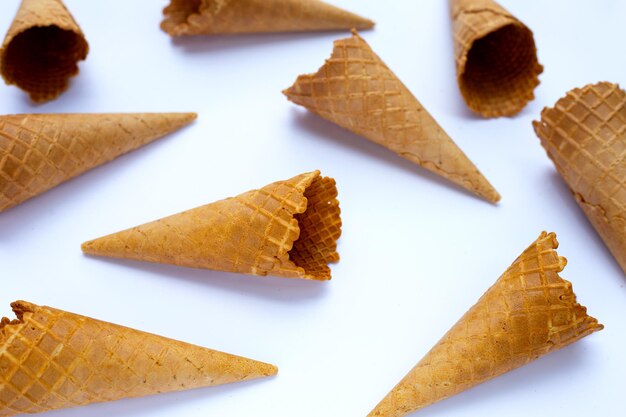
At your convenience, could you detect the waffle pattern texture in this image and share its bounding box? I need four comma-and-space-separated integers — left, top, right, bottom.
450, 0, 542, 117
284, 31, 500, 203
0, 301, 277, 416
82, 170, 342, 280
0, 0, 88, 102
0, 113, 196, 213
534, 82, 626, 274
368, 232, 603, 417
161, 0, 374, 36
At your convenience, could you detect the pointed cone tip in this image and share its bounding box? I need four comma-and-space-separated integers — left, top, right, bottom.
367, 231, 603, 417
283, 32, 500, 204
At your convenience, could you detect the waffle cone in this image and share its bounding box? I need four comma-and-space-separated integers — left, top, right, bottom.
284, 32, 500, 203
368, 232, 602, 417
82, 171, 342, 280
161, 0, 374, 36
0, 301, 276, 416
450, 0, 542, 117
0, 113, 196, 213
0, 0, 89, 102
533, 82, 626, 274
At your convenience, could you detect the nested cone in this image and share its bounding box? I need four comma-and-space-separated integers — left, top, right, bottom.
0, 113, 197, 213
82, 170, 342, 280
283, 32, 500, 203
161, 0, 374, 36
0, 0, 89, 102
533, 82, 626, 274
368, 232, 603, 417
450, 0, 542, 117
0, 301, 277, 416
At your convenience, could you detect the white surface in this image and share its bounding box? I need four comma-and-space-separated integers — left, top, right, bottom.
0, 1, 624, 416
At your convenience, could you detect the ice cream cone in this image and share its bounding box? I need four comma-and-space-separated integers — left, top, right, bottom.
0, 300, 276, 416
161, 0, 374, 36
533, 82, 626, 274
283, 31, 500, 203
368, 231, 602, 417
0, 113, 197, 213
450, 0, 542, 117
0, 0, 89, 102
82, 170, 342, 280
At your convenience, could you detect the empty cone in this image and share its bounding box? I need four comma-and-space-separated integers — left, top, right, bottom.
161, 0, 374, 36
450, 0, 542, 117
284, 32, 500, 203
533, 82, 626, 274
368, 232, 602, 417
0, 113, 196, 213
82, 170, 342, 280
0, 301, 276, 416
0, 0, 89, 102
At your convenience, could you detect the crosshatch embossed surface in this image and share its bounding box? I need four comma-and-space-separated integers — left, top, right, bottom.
0, 1, 624, 417
0, 301, 276, 416
534, 82, 626, 274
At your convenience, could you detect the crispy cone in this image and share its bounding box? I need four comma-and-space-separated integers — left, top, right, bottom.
82, 170, 342, 280
0, 0, 89, 102
284, 32, 500, 203
450, 0, 542, 117
0, 113, 196, 213
533, 82, 626, 274
369, 232, 602, 417
161, 0, 374, 36
0, 301, 276, 416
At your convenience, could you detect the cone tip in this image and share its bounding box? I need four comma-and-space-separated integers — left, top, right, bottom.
486, 189, 501, 204
169, 112, 197, 124
359, 19, 376, 30
81, 239, 97, 254
265, 363, 279, 376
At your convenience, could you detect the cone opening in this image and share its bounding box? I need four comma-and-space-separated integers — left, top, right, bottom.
1, 25, 88, 102
525, 232, 603, 343
0, 301, 32, 332
287, 175, 341, 280
460, 23, 540, 117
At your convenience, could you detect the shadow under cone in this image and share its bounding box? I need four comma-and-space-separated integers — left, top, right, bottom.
284, 31, 500, 203
0, 301, 277, 416
82, 171, 342, 280
0, 113, 197, 213
534, 82, 626, 274
161, 0, 374, 36
0, 0, 89, 102
368, 232, 602, 417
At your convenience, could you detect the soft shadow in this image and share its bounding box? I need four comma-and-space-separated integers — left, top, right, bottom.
414, 342, 595, 416
83, 255, 329, 302
170, 31, 339, 54
42, 376, 275, 417
291, 109, 490, 204
0, 125, 192, 240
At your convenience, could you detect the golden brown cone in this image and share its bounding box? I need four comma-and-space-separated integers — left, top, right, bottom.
368, 232, 602, 417
533, 82, 626, 274
0, 301, 276, 416
0, 113, 196, 213
161, 0, 374, 36
82, 170, 342, 280
0, 0, 89, 102
450, 0, 542, 117
283, 32, 500, 203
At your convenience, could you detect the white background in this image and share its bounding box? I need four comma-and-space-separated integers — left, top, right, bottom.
1, 1, 625, 416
